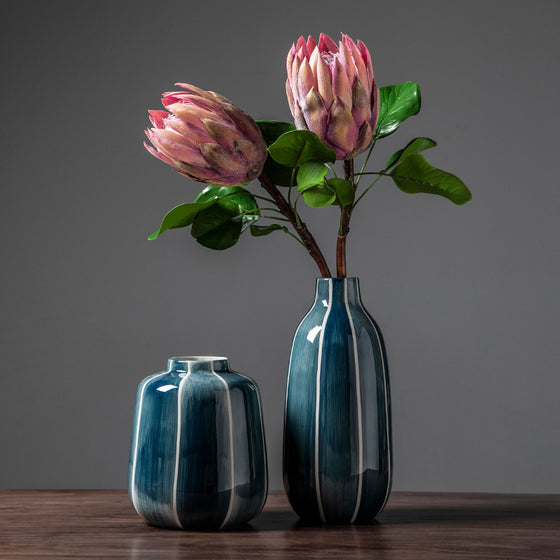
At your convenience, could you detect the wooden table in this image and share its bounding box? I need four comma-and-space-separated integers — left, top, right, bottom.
0, 490, 558, 559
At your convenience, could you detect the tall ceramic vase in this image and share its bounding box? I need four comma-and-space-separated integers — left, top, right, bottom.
283, 278, 392, 523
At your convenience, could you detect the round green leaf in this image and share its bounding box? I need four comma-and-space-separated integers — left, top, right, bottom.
375, 82, 422, 139
327, 178, 355, 207
195, 185, 259, 231
268, 130, 336, 168
301, 183, 336, 208
297, 162, 329, 190
390, 154, 472, 205
257, 121, 298, 187
191, 205, 243, 249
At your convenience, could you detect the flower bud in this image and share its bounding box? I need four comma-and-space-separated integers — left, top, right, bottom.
145, 84, 267, 186
286, 34, 379, 160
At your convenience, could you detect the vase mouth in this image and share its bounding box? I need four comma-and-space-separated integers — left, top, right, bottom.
316, 277, 360, 282
170, 355, 228, 362
167, 356, 230, 374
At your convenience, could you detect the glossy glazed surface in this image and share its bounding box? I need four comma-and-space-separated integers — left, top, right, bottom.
284, 278, 392, 523
128, 357, 267, 529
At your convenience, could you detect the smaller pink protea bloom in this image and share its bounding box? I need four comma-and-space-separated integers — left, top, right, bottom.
286, 33, 379, 160
145, 84, 267, 187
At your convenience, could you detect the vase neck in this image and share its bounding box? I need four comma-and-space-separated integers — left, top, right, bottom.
167, 356, 230, 374
314, 277, 362, 306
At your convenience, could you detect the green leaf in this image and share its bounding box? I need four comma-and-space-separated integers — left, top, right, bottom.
300, 182, 336, 208
297, 162, 329, 190
263, 159, 296, 187
256, 121, 296, 146
250, 224, 288, 237
386, 137, 437, 169
268, 130, 336, 168
375, 82, 421, 139
327, 178, 355, 207
256, 121, 298, 187
195, 185, 259, 231
148, 201, 216, 240
189, 185, 261, 249
191, 204, 243, 250
390, 154, 472, 205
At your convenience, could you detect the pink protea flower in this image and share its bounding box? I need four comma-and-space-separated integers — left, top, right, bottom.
145, 84, 267, 187
286, 33, 379, 160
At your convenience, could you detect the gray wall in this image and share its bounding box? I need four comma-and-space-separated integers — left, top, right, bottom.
1, 0, 559, 492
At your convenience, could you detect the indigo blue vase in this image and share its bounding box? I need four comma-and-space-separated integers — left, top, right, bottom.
283, 278, 392, 523
128, 356, 268, 530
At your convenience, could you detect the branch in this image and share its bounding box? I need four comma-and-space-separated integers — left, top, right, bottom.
336, 159, 354, 277
258, 173, 332, 278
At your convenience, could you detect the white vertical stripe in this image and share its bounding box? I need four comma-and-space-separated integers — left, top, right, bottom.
130, 372, 168, 517
214, 364, 235, 529
357, 282, 392, 514
346, 279, 364, 523
172, 363, 191, 530
314, 279, 332, 523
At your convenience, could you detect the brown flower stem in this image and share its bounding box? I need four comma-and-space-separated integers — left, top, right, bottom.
336, 158, 355, 278
258, 173, 332, 278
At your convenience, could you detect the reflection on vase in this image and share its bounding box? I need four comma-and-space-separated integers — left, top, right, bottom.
283, 278, 392, 523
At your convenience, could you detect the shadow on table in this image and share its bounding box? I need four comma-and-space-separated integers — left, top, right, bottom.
379, 496, 560, 526
250, 495, 560, 529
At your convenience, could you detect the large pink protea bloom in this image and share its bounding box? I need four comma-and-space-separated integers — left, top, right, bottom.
145, 84, 267, 187
286, 34, 379, 160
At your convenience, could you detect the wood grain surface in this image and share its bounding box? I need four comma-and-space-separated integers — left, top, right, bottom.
0, 490, 558, 559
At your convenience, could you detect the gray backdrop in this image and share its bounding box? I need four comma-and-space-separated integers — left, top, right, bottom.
1, 0, 559, 492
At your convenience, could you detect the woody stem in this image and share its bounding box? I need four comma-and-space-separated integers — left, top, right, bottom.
258, 173, 332, 278
336, 158, 354, 278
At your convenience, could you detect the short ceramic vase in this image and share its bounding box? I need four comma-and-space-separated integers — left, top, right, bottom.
128, 356, 267, 530
283, 278, 392, 523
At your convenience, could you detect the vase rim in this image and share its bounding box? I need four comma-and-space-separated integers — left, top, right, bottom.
316, 277, 360, 281
169, 356, 228, 362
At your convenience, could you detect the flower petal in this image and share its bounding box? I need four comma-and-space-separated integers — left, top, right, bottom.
200, 143, 247, 173
292, 99, 307, 130
326, 96, 358, 159
297, 59, 316, 101
201, 118, 239, 149
286, 78, 296, 115
357, 40, 373, 87
233, 138, 266, 177
148, 110, 169, 129
144, 141, 179, 169
344, 36, 369, 91
356, 121, 373, 153
302, 87, 327, 138
318, 33, 339, 54
370, 83, 380, 130
332, 57, 353, 108
351, 77, 371, 124
149, 128, 208, 167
